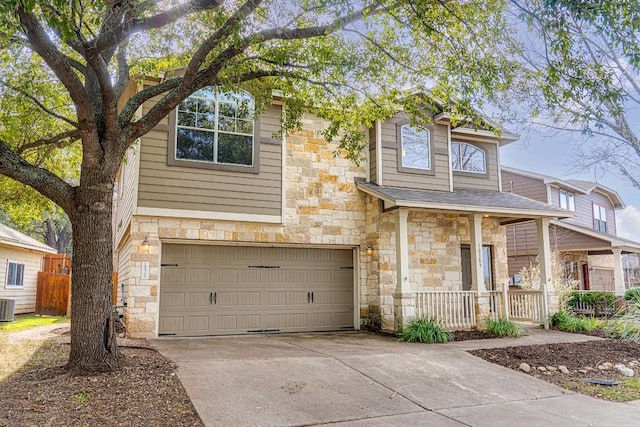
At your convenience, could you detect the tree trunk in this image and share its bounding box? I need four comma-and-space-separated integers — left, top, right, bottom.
66, 183, 120, 374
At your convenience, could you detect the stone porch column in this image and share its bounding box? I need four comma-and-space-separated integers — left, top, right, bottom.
612, 248, 626, 296
394, 208, 414, 330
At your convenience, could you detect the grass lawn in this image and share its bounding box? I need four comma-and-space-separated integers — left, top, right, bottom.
0, 313, 68, 333
0, 314, 69, 381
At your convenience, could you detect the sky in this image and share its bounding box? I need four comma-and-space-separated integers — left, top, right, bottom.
500, 130, 640, 242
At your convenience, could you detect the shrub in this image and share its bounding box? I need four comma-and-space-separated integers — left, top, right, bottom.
398, 316, 452, 344
483, 318, 524, 337
549, 311, 604, 333
567, 291, 615, 316
625, 288, 640, 303
607, 300, 640, 343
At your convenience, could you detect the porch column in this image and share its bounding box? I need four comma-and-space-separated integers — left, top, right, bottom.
536, 217, 553, 292
612, 248, 626, 296
469, 213, 486, 293
394, 208, 414, 330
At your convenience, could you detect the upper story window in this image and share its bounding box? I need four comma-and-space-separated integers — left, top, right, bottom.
451, 142, 486, 173
559, 190, 576, 211
176, 88, 255, 167
400, 125, 431, 170
593, 203, 607, 233
6, 261, 24, 288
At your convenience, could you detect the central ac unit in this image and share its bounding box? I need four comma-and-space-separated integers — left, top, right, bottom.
0, 299, 15, 322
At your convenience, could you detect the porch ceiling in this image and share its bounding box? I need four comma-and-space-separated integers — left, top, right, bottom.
356, 182, 572, 224
551, 220, 640, 254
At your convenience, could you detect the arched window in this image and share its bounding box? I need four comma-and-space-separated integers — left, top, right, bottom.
175, 88, 255, 166
451, 142, 486, 173
400, 125, 431, 170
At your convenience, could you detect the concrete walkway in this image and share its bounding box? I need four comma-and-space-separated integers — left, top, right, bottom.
152, 329, 640, 426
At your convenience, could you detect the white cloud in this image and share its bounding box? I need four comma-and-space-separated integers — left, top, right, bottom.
617, 206, 640, 241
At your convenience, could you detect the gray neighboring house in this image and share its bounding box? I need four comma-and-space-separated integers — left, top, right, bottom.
113, 81, 569, 338
501, 166, 640, 294
0, 223, 57, 314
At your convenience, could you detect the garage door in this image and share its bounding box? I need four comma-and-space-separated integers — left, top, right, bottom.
159, 244, 355, 336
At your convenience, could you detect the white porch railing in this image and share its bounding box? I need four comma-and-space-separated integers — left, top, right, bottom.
414, 291, 477, 329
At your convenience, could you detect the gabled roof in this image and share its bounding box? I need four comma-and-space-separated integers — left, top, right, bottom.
502, 166, 625, 209
0, 223, 57, 253
356, 181, 571, 220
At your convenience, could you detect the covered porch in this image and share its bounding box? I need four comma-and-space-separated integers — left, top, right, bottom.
357, 182, 570, 332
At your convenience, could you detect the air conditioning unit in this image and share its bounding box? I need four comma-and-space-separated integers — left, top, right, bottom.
0, 299, 15, 322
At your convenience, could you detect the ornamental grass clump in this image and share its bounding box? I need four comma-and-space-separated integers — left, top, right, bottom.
398, 316, 452, 344
483, 318, 524, 337
549, 311, 604, 333
607, 301, 640, 343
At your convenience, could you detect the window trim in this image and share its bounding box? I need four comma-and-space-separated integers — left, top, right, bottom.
396, 120, 435, 176
450, 140, 489, 177
593, 202, 607, 233
167, 89, 261, 174
6, 260, 25, 288
559, 189, 576, 211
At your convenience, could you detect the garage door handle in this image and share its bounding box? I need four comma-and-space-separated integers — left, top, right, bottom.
311, 292, 314, 303
307, 292, 310, 303
214, 292, 217, 304
209, 292, 213, 304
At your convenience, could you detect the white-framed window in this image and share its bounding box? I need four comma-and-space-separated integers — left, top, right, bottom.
559, 190, 576, 211
400, 125, 431, 170
176, 88, 255, 166
6, 261, 25, 288
593, 203, 607, 233
451, 142, 486, 173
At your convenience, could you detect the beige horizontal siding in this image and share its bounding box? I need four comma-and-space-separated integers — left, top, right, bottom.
115, 237, 131, 306
369, 127, 377, 184
563, 190, 617, 235
502, 171, 548, 203
114, 146, 137, 246
380, 112, 450, 191
137, 103, 283, 217
0, 245, 44, 314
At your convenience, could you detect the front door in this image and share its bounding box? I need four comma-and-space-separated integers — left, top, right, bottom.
461, 245, 494, 291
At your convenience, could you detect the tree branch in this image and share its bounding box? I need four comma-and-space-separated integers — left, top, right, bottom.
0, 139, 75, 212
0, 81, 78, 127
16, 129, 81, 154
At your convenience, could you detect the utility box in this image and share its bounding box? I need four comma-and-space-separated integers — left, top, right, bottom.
0, 298, 16, 322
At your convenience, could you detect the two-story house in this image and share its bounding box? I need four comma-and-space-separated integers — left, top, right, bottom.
501, 167, 640, 294
113, 81, 569, 338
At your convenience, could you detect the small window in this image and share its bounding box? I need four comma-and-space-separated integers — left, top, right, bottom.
451, 142, 486, 173
6, 261, 25, 288
559, 190, 575, 211
400, 125, 431, 170
593, 203, 607, 233
176, 88, 254, 166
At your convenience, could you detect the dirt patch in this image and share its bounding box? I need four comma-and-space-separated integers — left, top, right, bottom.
451, 330, 502, 341
470, 339, 640, 401
0, 338, 203, 426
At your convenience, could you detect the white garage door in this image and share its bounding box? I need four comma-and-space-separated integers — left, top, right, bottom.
159, 244, 355, 336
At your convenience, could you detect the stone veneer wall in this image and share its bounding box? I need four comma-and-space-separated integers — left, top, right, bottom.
124, 116, 368, 337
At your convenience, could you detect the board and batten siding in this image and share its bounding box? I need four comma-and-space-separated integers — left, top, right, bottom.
501, 171, 549, 203
0, 245, 44, 314
379, 112, 450, 191
451, 140, 500, 191
137, 100, 283, 217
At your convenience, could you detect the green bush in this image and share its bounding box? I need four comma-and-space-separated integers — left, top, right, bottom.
398, 316, 452, 344
483, 318, 524, 337
625, 288, 640, 303
549, 311, 604, 333
607, 300, 640, 343
567, 291, 615, 315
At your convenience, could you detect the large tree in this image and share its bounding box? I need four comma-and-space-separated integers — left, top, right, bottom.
0, 0, 515, 373
509, 0, 640, 186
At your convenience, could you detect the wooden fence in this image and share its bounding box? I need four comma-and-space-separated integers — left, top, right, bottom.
35, 271, 119, 317
43, 254, 72, 274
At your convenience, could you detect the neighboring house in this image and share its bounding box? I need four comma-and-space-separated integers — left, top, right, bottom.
114, 82, 569, 338
0, 223, 57, 314
501, 167, 640, 294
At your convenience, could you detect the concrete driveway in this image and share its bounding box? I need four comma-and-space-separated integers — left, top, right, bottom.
152, 330, 640, 426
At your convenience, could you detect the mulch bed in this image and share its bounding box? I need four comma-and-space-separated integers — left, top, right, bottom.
451, 330, 501, 341
0, 338, 203, 427
470, 339, 640, 401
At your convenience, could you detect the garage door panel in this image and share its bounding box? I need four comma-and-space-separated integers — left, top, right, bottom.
160, 244, 354, 336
